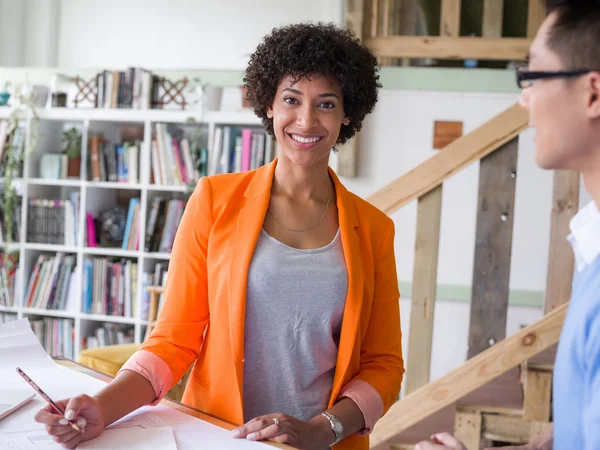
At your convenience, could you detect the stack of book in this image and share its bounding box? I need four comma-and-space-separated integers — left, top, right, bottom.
0, 253, 19, 308
82, 257, 137, 317
26, 194, 80, 246
95, 67, 158, 110
209, 126, 273, 176
151, 124, 206, 186
88, 135, 141, 184
30, 317, 74, 359
24, 253, 77, 311
83, 324, 134, 349
144, 198, 185, 253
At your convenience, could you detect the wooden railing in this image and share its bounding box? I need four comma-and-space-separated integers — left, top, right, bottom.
347, 0, 547, 62
370, 303, 567, 447
361, 99, 580, 447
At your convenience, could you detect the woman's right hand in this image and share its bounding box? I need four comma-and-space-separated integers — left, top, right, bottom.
34, 394, 105, 449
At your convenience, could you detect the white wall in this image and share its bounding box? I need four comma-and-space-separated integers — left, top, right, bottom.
399, 298, 543, 385
0, 0, 61, 67
56, 0, 343, 69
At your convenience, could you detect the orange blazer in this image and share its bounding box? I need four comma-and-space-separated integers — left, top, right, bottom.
141, 159, 404, 449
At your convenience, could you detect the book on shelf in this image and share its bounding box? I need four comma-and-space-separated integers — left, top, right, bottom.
151, 123, 205, 186
122, 198, 141, 251
30, 317, 74, 359
145, 198, 186, 253
95, 67, 160, 110
83, 323, 134, 349
209, 126, 273, 177
0, 252, 19, 308
82, 257, 137, 317
88, 135, 141, 184
39, 153, 69, 180
24, 253, 77, 311
26, 194, 80, 246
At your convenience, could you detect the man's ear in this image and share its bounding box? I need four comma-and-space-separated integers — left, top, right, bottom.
587, 71, 600, 119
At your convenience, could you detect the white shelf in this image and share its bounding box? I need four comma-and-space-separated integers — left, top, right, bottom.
28, 178, 83, 187
21, 307, 77, 319
23, 243, 78, 253
147, 184, 188, 192
32, 107, 261, 125
80, 314, 137, 325
83, 247, 141, 258
86, 181, 143, 190
145, 252, 171, 260
5, 105, 263, 359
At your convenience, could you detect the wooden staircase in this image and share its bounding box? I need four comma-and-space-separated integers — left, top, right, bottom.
364, 103, 580, 449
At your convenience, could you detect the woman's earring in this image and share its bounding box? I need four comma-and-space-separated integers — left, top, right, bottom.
332, 145, 339, 154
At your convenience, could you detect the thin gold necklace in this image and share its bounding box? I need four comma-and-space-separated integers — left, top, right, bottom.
267, 183, 331, 233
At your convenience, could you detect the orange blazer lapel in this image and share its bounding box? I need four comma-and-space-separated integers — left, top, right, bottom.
328, 168, 365, 405
228, 161, 275, 422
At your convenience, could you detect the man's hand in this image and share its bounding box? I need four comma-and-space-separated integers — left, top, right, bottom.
416, 432, 467, 450
232, 413, 334, 449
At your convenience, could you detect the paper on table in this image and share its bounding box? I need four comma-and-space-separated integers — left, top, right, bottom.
77, 426, 177, 450
0, 318, 273, 449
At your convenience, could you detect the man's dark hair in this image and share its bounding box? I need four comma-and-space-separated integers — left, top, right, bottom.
243, 23, 381, 145
546, 0, 600, 69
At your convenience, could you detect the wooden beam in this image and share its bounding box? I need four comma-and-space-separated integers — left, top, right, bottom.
404, 185, 443, 394
468, 138, 518, 358
481, 414, 530, 444
398, 0, 418, 66
523, 370, 552, 421
345, 0, 365, 40
483, 0, 504, 38
336, 138, 358, 178
454, 411, 482, 450
340, 0, 364, 178
544, 170, 580, 312
365, 36, 531, 60
527, 0, 547, 38
529, 421, 552, 441
440, 0, 461, 37
369, 302, 567, 447
366, 104, 529, 215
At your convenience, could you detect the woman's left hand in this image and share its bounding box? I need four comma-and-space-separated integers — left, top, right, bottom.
231, 413, 333, 449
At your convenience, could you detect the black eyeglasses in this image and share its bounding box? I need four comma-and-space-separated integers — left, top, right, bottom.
516, 65, 594, 88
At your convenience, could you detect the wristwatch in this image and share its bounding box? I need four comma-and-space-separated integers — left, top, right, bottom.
321, 411, 343, 446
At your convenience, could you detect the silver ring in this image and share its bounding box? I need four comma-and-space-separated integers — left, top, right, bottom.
272, 417, 280, 425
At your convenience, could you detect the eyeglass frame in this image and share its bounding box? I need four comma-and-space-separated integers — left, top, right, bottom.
515, 65, 595, 89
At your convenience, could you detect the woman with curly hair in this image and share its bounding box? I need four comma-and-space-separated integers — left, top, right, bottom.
36, 23, 404, 450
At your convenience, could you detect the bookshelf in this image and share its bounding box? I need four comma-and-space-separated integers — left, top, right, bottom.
0, 105, 265, 359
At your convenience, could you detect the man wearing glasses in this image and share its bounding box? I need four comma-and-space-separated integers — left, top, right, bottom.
416, 0, 600, 449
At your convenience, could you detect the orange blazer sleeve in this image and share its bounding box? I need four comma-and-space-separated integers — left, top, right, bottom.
139, 177, 213, 386
352, 218, 404, 414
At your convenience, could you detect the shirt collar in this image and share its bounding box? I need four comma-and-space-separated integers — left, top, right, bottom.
567, 201, 600, 272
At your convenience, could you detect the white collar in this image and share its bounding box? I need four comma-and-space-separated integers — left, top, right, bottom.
567, 201, 600, 272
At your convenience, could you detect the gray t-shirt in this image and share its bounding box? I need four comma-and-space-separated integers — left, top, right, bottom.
243, 228, 348, 422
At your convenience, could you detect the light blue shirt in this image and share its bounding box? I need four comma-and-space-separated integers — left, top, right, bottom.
554, 201, 600, 450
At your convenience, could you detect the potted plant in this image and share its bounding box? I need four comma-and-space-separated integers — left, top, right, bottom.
62, 127, 82, 178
